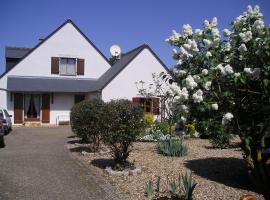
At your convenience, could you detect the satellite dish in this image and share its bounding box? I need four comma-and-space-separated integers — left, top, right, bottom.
110, 45, 121, 57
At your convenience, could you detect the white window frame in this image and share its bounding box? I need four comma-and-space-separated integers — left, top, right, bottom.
59, 57, 77, 76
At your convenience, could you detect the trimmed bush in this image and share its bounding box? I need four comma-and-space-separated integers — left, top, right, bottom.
102, 99, 144, 166
70, 99, 104, 152
157, 139, 188, 157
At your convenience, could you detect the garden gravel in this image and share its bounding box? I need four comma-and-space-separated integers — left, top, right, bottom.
67, 137, 265, 200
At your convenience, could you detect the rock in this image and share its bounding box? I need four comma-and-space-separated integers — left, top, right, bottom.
105, 166, 141, 176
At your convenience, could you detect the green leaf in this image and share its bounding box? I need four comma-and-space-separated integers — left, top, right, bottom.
263, 79, 269, 88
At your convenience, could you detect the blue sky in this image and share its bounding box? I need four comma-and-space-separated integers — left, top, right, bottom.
0, 0, 269, 74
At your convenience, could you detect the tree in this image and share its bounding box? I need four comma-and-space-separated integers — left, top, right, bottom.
165, 5, 270, 199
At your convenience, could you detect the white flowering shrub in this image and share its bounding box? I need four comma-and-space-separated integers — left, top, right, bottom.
166, 5, 270, 198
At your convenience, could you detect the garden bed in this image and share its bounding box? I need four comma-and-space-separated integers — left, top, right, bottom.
66, 137, 264, 200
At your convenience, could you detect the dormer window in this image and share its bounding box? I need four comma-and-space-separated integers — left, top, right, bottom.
60, 58, 76, 76
51, 57, 84, 76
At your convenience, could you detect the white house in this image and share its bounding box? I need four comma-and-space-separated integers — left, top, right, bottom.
0, 19, 169, 125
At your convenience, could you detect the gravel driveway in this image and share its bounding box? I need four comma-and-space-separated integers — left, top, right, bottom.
0, 127, 124, 200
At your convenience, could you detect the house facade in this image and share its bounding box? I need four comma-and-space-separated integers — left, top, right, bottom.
0, 20, 169, 125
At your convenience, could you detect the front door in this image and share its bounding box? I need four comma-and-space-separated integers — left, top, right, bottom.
42, 94, 50, 123
14, 93, 23, 124
24, 94, 40, 121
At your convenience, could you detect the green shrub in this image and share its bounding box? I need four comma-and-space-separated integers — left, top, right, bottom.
208, 121, 234, 149
144, 114, 154, 128
157, 139, 187, 157
70, 99, 104, 152
102, 99, 144, 165
153, 121, 171, 135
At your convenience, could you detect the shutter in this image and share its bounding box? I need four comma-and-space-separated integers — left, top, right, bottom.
51, 57, 59, 74
152, 98, 160, 115
77, 58, 85, 75
132, 97, 141, 105
14, 93, 23, 124
42, 94, 50, 123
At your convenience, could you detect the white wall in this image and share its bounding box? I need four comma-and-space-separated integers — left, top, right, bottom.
102, 48, 167, 102
50, 93, 75, 124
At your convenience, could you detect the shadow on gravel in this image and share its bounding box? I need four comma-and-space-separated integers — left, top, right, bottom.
67, 135, 77, 139
184, 157, 259, 193
67, 139, 82, 144
91, 159, 115, 169
69, 146, 90, 153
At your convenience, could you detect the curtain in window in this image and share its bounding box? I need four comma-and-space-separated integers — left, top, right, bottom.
24, 95, 30, 118
67, 59, 75, 75
60, 58, 67, 75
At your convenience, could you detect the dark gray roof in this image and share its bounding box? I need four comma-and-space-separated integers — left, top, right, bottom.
7, 76, 100, 93
5, 47, 32, 58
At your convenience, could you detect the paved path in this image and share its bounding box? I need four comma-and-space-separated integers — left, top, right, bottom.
0, 127, 124, 200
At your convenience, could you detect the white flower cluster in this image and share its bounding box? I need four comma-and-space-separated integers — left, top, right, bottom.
234, 72, 241, 77
179, 104, 189, 113
174, 87, 189, 102
183, 24, 193, 37
238, 44, 247, 52
185, 75, 198, 90
253, 19, 264, 30
224, 42, 231, 52
216, 64, 234, 75
166, 30, 181, 43
204, 17, 218, 30
211, 103, 218, 110
223, 29, 232, 37
222, 112, 234, 125
239, 31, 253, 43
184, 39, 199, 52
170, 82, 182, 95
202, 69, 208, 75
195, 29, 203, 36
206, 51, 212, 58
192, 89, 203, 103
204, 81, 212, 90
234, 5, 262, 26
244, 68, 261, 79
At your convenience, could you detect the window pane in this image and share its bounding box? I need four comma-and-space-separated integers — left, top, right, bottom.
60, 58, 67, 75
67, 59, 76, 75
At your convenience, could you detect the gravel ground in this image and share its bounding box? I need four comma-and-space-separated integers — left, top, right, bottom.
67, 138, 264, 200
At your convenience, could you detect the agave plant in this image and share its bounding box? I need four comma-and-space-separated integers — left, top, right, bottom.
157, 138, 188, 157
144, 180, 155, 198
181, 171, 197, 200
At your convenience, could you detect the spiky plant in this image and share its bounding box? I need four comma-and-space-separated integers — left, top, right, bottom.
144, 180, 155, 198
181, 171, 197, 200
157, 139, 188, 157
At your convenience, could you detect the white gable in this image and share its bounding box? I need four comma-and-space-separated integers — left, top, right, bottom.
0, 21, 110, 89
102, 48, 167, 102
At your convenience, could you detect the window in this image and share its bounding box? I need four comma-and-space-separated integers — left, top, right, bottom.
60, 58, 76, 76
132, 97, 160, 115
